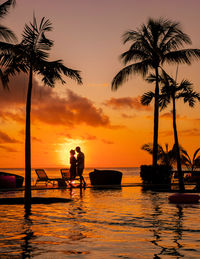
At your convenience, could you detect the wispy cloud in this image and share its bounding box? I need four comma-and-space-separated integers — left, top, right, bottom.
0, 145, 18, 152
101, 139, 114, 144
180, 128, 200, 136
104, 96, 151, 111
0, 131, 21, 144
121, 113, 136, 119
160, 112, 188, 120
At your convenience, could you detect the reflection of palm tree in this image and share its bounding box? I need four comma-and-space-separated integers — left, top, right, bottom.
1, 16, 82, 210
112, 18, 200, 168
21, 213, 34, 258
173, 206, 183, 250
142, 143, 176, 167
150, 193, 184, 258
181, 147, 200, 172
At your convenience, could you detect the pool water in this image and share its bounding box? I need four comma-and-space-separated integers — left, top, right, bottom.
0, 186, 200, 258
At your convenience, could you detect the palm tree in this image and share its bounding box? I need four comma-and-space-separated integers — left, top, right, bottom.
111, 18, 200, 168
1, 15, 82, 211
0, 0, 16, 41
0, 0, 17, 82
143, 70, 200, 190
142, 143, 176, 167
161, 71, 199, 191
181, 147, 200, 172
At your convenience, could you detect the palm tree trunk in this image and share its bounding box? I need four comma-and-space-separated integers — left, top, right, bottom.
153, 67, 159, 168
172, 96, 185, 191
25, 66, 33, 211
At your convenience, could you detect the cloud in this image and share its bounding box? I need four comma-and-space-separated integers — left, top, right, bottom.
121, 113, 136, 119
80, 134, 97, 140
0, 110, 25, 123
0, 74, 113, 128
0, 145, 18, 152
160, 112, 188, 120
0, 131, 21, 144
104, 96, 152, 111
160, 128, 200, 137
32, 136, 42, 142
180, 128, 200, 136
101, 139, 114, 144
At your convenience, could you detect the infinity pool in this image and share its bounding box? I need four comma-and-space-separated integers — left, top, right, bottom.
0, 186, 200, 258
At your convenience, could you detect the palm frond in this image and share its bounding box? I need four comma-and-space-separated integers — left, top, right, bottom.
141, 143, 154, 154
22, 16, 53, 52
120, 48, 149, 65
163, 49, 200, 65
145, 73, 155, 82
0, 25, 17, 42
111, 60, 152, 91
141, 91, 154, 106
193, 148, 200, 162
0, 0, 15, 19
38, 59, 82, 87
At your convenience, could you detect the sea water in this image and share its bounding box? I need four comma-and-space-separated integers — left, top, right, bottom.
0, 167, 141, 185
0, 168, 200, 258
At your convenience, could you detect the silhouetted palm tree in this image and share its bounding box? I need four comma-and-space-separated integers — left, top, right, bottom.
0, 0, 16, 41
142, 70, 200, 190
111, 18, 200, 168
142, 143, 176, 167
181, 147, 200, 171
0, 0, 17, 82
161, 71, 199, 191
1, 16, 82, 211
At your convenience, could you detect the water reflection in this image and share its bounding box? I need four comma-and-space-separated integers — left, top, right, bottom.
0, 187, 199, 258
149, 193, 184, 258
66, 188, 90, 255
21, 210, 35, 258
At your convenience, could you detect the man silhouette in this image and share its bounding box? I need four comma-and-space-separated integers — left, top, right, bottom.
75, 146, 86, 187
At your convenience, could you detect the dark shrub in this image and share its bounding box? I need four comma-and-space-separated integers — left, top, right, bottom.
140, 165, 172, 187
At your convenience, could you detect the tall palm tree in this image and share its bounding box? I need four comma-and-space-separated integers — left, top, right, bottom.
111, 18, 200, 168
142, 70, 200, 190
1, 15, 82, 211
160, 71, 200, 190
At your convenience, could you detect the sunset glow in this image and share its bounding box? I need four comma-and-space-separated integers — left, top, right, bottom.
0, 0, 200, 168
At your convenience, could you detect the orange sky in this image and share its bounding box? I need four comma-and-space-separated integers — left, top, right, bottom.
0, 0, 200, 168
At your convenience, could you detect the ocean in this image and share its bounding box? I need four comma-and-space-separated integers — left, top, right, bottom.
0, 167, 141, 185
0, 167, 200, 258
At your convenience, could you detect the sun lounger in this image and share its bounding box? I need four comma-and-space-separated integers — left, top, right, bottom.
60, 168, 81, 186
60, 168, 71, 184
35, 169, 61, 186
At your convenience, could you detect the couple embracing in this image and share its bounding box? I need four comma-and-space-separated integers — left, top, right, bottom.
70, 146, 86, 187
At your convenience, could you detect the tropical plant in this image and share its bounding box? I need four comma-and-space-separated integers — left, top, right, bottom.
142, 143, 176, 167
142, 70, 200, 190
0, 0, 16, 41
1, 15, 82, 211
181, 147, 200, 171
161, 71, 199, 190
0, 0, 17, 82
111, 17, 200, 168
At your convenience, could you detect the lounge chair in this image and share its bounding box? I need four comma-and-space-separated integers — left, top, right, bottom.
60, 168, 72, 184
35, 169, 61, 186
60, 168, 81, 185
